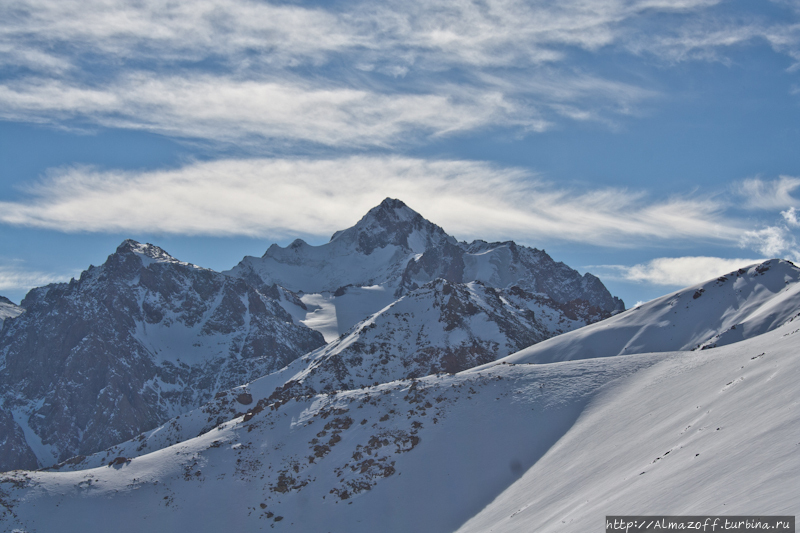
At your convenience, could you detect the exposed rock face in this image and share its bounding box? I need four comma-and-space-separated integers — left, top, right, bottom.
0, 408, 38, 472
0, 241, 325, 470
402, 239, 624, 313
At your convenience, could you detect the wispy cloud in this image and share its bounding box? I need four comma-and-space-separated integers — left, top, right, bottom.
0, 265, 69, 292
0, 0, 359, 71
0, 157, 745, 246
594, 256, 765, 287
782, 207, 800, 227
740, 226, 799, 260
731, 178, 800, 260
3, 0, 795, 148
0, 0, 723, 73
0, 75, 536, 147
0, 70, 657, 146
735, 176, 800, 210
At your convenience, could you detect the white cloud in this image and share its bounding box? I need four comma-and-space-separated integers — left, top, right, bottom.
7, 0, 793, 147
736, 176, 800, 210
0, 0, 723, 72
0, 156, 746, 246
0, 75, 541, 147
740, 225, 799, 259
621, 3, 800, 67
0, 0, 359, 70
0, 265, 69, 292
596, 256, 764, 286
782, 206, 800, 227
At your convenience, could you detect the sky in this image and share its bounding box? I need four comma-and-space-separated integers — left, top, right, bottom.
1, 0, 799, 307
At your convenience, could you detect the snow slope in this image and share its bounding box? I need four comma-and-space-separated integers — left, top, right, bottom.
0, 350, 666, 532
458, 318, 800, 532
500, 259, 800, 364
2, 318, 798, 532
0, 297, 22, 329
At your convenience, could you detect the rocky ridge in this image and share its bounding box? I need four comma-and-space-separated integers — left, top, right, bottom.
0, 240, 325, 470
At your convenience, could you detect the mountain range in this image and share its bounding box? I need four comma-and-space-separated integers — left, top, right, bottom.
1, 199, 797, 532
0, 198, 620, 472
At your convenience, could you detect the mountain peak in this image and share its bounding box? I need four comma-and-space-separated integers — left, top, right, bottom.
114, 239, 180, 266
378, 197, 407, 210
329, 198, 415, 241
329, 198, 455, 254
367, 197, 417, 221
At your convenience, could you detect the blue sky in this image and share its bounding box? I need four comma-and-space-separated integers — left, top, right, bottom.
1, 0, 799, 307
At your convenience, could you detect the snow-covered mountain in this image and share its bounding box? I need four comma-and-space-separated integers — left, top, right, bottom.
228, 198, 457, 296
0, 201, 624, 474
48, 275, 619, 467
49, 258, 800, 469
262, 278, 615, 402
2, 295, 797, 532
0, 297, 22, 328
0, 240, 325, 471
499, 259, 800, 365
4, 203, 797, 531
228, 198, 623, 339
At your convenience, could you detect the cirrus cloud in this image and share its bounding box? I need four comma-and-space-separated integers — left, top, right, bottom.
735, 176, 800, 210
0, 264, 70, 292
0, 156, 744, 247
0, 74, 557, 148
593, 256, 766, 287
3, 0, 797, 149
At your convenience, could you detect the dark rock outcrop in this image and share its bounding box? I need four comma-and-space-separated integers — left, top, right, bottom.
0, 240, 325, 470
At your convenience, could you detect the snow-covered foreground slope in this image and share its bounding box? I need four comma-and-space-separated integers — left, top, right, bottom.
502, 259, 800, 364
0, 354, 663, 532
458, 318, 800, 532
3, 317, 798, 532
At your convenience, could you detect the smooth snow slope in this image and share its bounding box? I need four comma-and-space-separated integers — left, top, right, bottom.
500, 259, 800, 364
3, 319, 799, 532
458, 317, 800, 532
